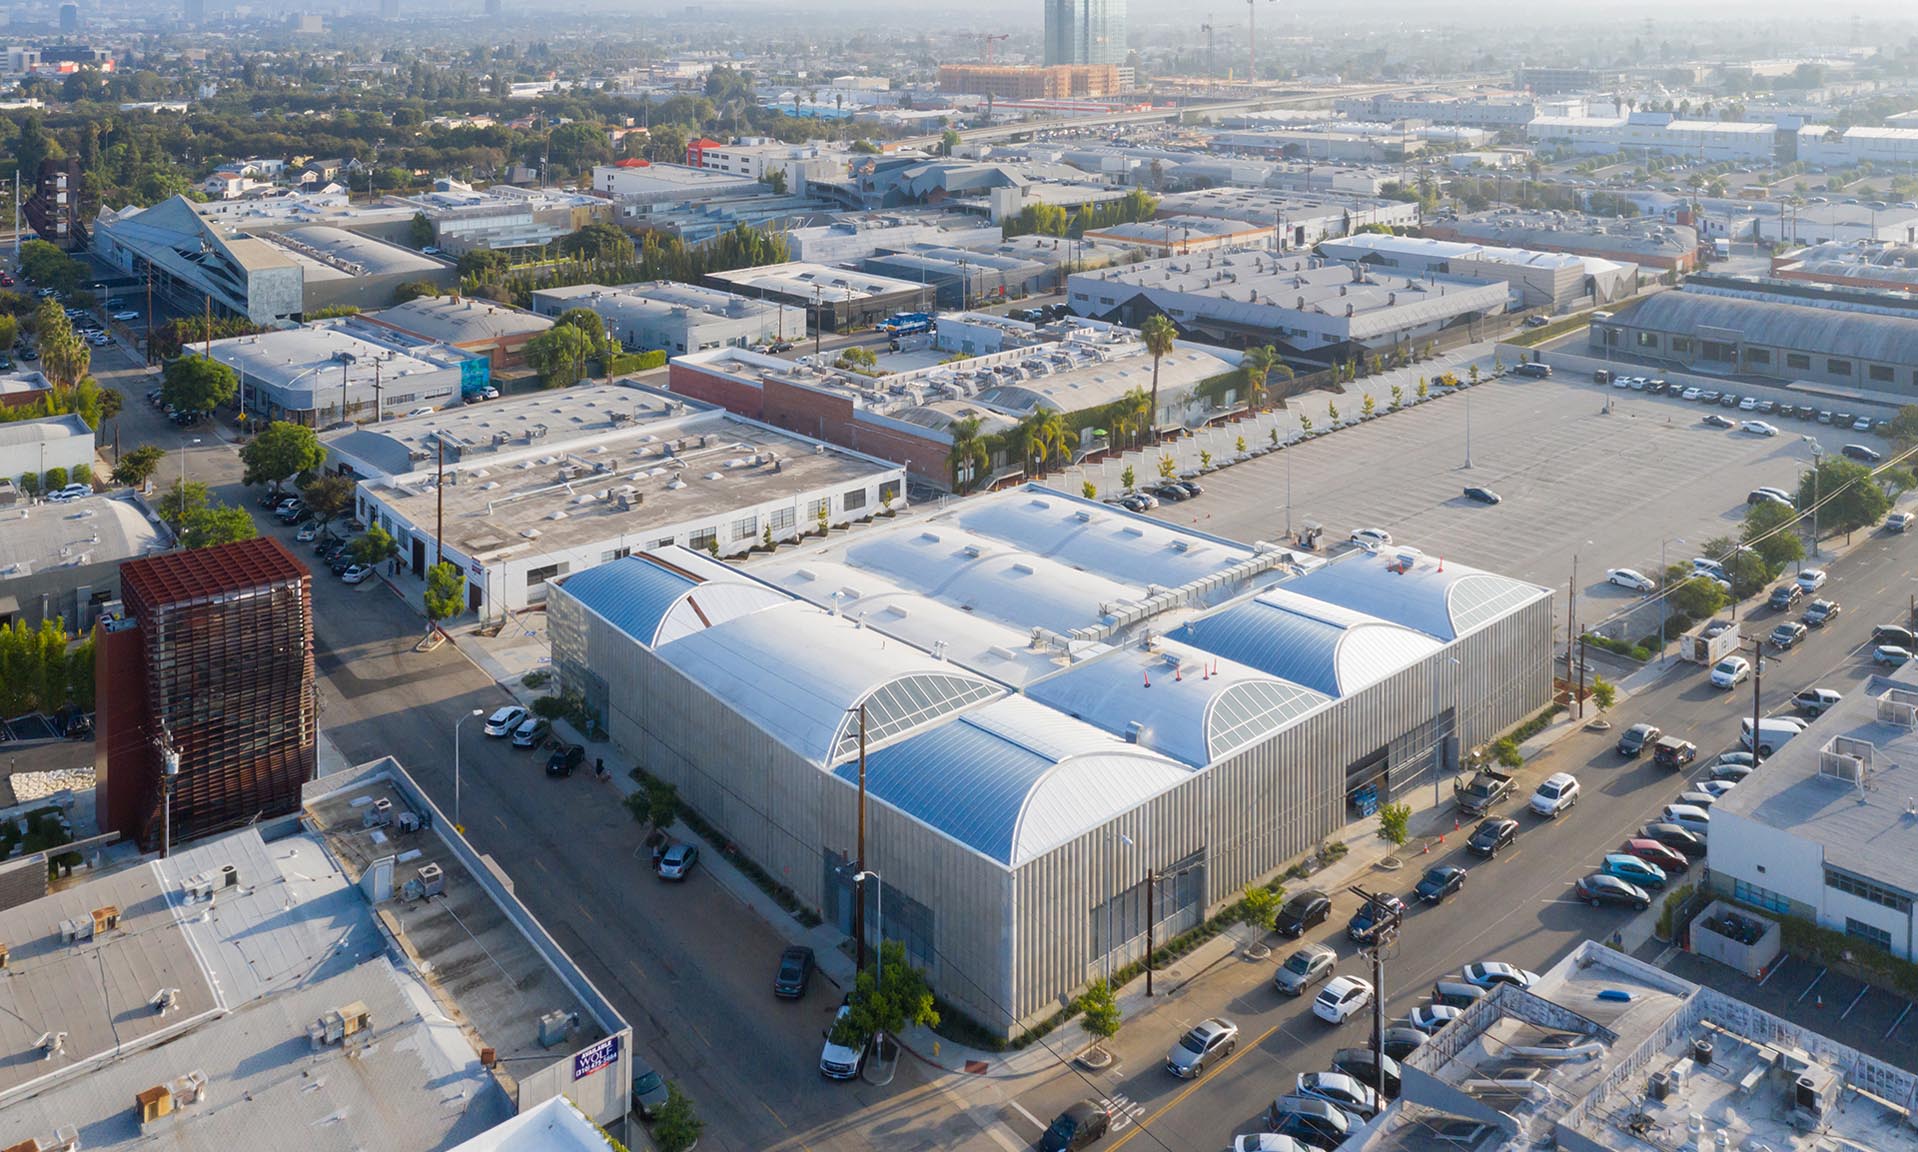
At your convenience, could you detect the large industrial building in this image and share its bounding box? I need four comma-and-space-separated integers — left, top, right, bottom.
96, 537, 316, 851
1317, 232, 1641, 313
857, 246, 1053, 308
701, 263, 927, 331
0, 413, 96, 489
1423, 209, 1700, 273
205, 320, 480, 427
321, 384, 905, 617
92, 195, 457, 325
529, 281, 805, 355
547, 487, 1552, 1033
937, 64, 1121, 100
1526, 112, 1782, 162
1067, 250, 1510, 357
356, 295, 554, 373
387, 182, 611, 254
1155, 187, 1423, 249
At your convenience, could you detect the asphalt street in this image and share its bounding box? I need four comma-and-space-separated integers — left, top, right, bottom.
1002, 511, 1918, 1152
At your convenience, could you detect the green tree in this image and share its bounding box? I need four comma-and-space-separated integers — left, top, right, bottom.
524, 324, 596, 388
41, 466, 67, 491
0, 314, 18, 354
1022, 409, 1068, 475
1663, 566, 1729, 619
241, 421, 326, 491
299, 472, 357, 532
34, 299, 88, 390
1361, 394, 1375, 417
157, 479, 210, 535
1798, 457, 1893, 537
1886, 404, 1918, 449
1378, 802, 1411, 846
1391, 384, 1403, 408
424, 561, 466, 634
1082, 480, 1097, 500
408, 212, 435, 249
350, 524, 399, 568
559, 222, 635, 265
1076, 977, 1122, 1040
946, 415, 988, 494
111, 444, 165, 487
69, 464, 90, 487
1157, 453, 1177, 480
1139, 314, 1176, 443
181, 503, 257, 549
1241, 344, 1280, 408
651, 1083, 703, 1152
393, 280, 441, 303
940, 128, 962, 157
162, 355, 239, 415
1741, 500, 1804, 573
19, 240, 81, 295
1120, 464, 1136, 492
1700, 535, 1771, 598
1239, 883, 1282, 929
829, 939, 939, 1055
1592, 676, 1617, 710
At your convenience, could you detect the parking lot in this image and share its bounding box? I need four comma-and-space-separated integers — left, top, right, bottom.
1664, 948, 1918, 1072
1177, 364, 1894, 636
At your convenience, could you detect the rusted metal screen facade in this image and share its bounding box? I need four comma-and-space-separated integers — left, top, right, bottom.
116, 538, 316, 848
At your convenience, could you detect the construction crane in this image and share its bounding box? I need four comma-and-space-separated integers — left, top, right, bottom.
1248, 0, 1277, 83
1201, 20, 1215, 76
981, 33, 1009, 64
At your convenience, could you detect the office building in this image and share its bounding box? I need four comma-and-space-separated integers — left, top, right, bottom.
1044, 0, 1127, 67
528, 281, 804, 356
321, 384, 905, 617
701, 263, 926, 332
1352, 940, 1915, 1152
0, 494, 163, 631
58, 2, 78, 33
1068, 250, 1509, 358
937, 64, 1121, 101
547, 487, 1551, 1034
785, 212, 1005, 264
858, 246, 1053, 308
1332, 92, 1540, 129
1317, 232, 1640, 313
390, 183, 611, 254
205, 321, 476, 427
183, 0, 205, 24
96, 537, 315, 851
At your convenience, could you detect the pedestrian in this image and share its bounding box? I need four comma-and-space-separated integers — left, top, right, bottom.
595, 757, 608, 780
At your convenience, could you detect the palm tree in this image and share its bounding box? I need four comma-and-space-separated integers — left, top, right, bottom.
1139, 314, 1177, 444
1112, 386, 1151, 449
947, 416, 988, 494
1242, 345, 1279, 409
1022, 410, 1068, 476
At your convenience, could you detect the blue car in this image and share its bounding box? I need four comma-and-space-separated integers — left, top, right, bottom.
1601, 853, 1667, 890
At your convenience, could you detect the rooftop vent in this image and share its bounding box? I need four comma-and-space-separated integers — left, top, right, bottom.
1818, 735, 1874, 789
308, 1001, 373, 1048
537, 1010, 581, 1049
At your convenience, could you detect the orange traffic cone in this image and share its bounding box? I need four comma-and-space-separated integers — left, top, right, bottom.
1143, 670, 1151, 688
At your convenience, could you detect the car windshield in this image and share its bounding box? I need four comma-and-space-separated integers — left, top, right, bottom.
1283, 952, 1315, 974
1423, 868, 1449, 886
1538, 783, 1562, 799
1178, 1029, 1209, 1054
633, 1071, 662, 1094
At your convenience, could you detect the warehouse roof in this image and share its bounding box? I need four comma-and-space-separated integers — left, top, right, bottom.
0, 493, 165, 578
551, 554, 786, 648
1615, 290, 1918, 368
264, 225, 443, 280
846, 695, 1190, 865
1318, 231, 1594, 272
704, 262, 923, 301
0, 412, 92, 450
1283, 548, 1548, 641
1171, 586, 1442, 696
360, 296, 553, 345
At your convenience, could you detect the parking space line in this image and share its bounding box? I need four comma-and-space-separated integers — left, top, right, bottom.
1885, 1002, 1912, 1040
1841, 986, 1871, 1020
1008, 1101, 1043, 1131
1758, 957, 1786, 987
1796, 967, 1828, 1005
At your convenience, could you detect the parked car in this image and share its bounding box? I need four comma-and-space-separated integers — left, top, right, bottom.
1529, 772, 1580, 817
1294, 1072, 1379, 1120
1800, 568, 1830, 593
1641, 822, 1707, 858
1875, 645, 1913, 667
339, 563, 373, 584
1153, 483, 1189, 502
1415, 864, 1467, 904
1431, 980, 1487, 1009
1273, 942, 1338, 996
1651, 737, 1697, 770
1767, 584, 1804, 613
1264, 1097, 1355, 1148
1740, 420, 1778, 437
1380, 1027, 1428, 1061
1349, 528, 1392, 549
1793, 687, 1843, 715
1708, 762, 1754, 783
111, 310, 139, 322
1176, 480, 1203, 497
1660, 803, 1711, 838
1467, 817, 1518, 858
1804, 599, 1840, 626
1166, 1017, 1239, 1078
1887, 511, 1915, 533
1770, 621, 1808, 649
510, 716, 550, 747
1313, 976, 1375, 1024
483, 705, 526, 736
1512, 361, 1551, 377
819, 1005, 867, 1080
1576, 873, 1651, 910
630, 1059, 671, 1119
1331, 1049, 1400, 1097
775, 946, 816, 998
1602, 853, 1667, 890
545, 742, 584, 777
1703, 413, 1736, 429
1405, 1005, 1460, 1034
1606, 568, 1654, 592
1710, 656, 1750, 688
1460, 961, 1539, 989
1622, 838, 1690, 875
1872, 625, 1917, 648
1040, 1101, 1110, 1152
1843, 444, 1881, 463
1694, 779, 1738, 801
656, 842, 699, 880
1462, 486, 1502, 505
1347, 894, 1405, 944
1275, 889, 1331, 937
1615, 723, 1659, 756
295, 523, 320, 542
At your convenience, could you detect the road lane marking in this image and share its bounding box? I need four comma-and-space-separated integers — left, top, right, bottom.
1797, 967, 1827, 1004
1008, 1101, 1043, 1130
1885, 1002, 1912, 1040
1841, 986, 1870, 1020
982, 1123, 1026, 1152
1105, 1021, 1281, 1152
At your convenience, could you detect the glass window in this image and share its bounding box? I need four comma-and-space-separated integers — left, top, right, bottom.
879, 479, 902, 504
809, 497, 830, 522
525, 563, 561, 589
843, 488, 868, 512
732, 514, 758, 540
1827, 358, 1852, 376
1827, 870, 1912, 912
769, 507, 796, 534
1734, 878, 1789, 914
1635, 332, 1659, 348
1670, 337, 1692, 354
1745, 348, 1771, 365
1869, 365, 1894, 383
688, 527, 717, 551
1846, 918, 1892, 952
1786, 353, 1811, 370
599, 547, 631, 564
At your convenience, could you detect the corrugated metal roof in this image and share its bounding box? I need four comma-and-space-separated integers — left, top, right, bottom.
1623, 290, 1918, 366
1281, 552, 1549, 641
555, 556, 698, 647
1171, 590, 1442, 696
840, 697, 1189, 866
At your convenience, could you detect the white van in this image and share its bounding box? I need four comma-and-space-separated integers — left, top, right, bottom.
1741, 715, 1809, 756
1661, 804, 1710, 838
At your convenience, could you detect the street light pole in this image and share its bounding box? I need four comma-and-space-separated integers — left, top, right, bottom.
1463, 388, 1474, 469
852, 870, 883, 987
454, 707, 483, 832
1803, 436, 1823, 558
1660, 536, 1684, 665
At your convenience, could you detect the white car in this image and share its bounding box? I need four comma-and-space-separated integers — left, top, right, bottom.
1796, 568, 1827, 592
340, 563, 373, 584
1710, 656, 1751, 689
1875, 645, 1913, 667
1610, 375, 1632, 389
1680, 387, 1702, 400
1740, 420, 1778, 437
1350, 528, 1392, 549
1693, 779, 1738, 800
1738, 397, 1759, 411
1313, 975, 1374, 1024
1853, 417, 1873, 432
1406, 1004, 1461, 1033
1461, 961, 1540, 989
45, 482, 90, 502
819, 1005, 866, 1079
407, 406, 436, 417
1530, 773, 1580, 818
111, 310, 139, 321
1606, 568, 1654, 592
483, 705, 527, 737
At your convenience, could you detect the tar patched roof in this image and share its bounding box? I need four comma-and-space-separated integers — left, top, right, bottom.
846, 695, 1191, 865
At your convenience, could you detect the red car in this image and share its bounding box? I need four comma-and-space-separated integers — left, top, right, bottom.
1621, 838, 1689, 875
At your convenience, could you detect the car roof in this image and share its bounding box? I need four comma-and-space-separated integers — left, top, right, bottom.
1064, 1101, 1102, 1121
1323, 975, 1366, 993
1603, 853, 1648, 866
1625, 838, 1671, 851
1542, 772, 1576, 786
1628, 723, 1656, 734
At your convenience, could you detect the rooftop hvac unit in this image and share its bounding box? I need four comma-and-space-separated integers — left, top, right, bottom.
58, 918, 92, 945
363, 798, 394, 828
220, 864, 240, 888
308, 1001, 373, 1048
182, 873, 214, 902
91, 906, 121, 934
396, 810, 421, 833
417, 863, 445, 898
537, 1010, 580, 1049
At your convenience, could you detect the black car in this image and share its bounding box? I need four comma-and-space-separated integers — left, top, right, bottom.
1347, 894, 1406, 944
329, 552, 359, 575
545, 742, 584, 777
1576, 873, 1650, 910
1467, 817, 1517, 858
1615, 722, 1659, 756
1463, 486, 1501, 505
1414, 865, 1467, 904
1332, 1048, 1401, 1098
1153, 484, 1188, 502
1843, 443, 1882, 463
1380, 1026, 1427, 1061
1040, 1101, 1111, 1152
1703, 413, 1736, 428
1275, 889, 1331, 937
1642, 823, 1707, 859
1176, 480, 1203, 497
774, 945, 816, 998
1873, 625, 1917, 648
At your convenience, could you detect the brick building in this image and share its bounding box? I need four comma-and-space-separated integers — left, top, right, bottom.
936, 64, 1120, 101
96, 537, 316, 851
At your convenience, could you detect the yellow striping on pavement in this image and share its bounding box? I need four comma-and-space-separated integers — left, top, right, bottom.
1106, 1020, 1282, 1152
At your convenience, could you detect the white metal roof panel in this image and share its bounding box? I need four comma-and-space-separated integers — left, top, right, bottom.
951, 494, 1259, 591
1281, 551, 1549, 641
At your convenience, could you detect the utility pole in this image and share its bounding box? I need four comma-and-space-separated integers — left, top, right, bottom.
159, 734, 180, 859
1565, 558, 1577, 705
1577, 635, 1589, 721
854, 702, 868, 977
436, 437, 445, 571
1348, 884, 1402, 1107
372, 359, 382, 423
1747, 637, 1764, 765
813, 285, 823, 360
144, 266, 155, 367
1144, 868, 1156, 996
203, 294, 212, 357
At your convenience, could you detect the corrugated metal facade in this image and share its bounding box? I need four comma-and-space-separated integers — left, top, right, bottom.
550, 580, 1554, 1035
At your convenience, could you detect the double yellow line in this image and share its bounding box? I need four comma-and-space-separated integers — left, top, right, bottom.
1106, 1020, 1283, 1151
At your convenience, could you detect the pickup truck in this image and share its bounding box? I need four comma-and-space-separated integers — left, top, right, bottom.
1454, 768, 1515, 816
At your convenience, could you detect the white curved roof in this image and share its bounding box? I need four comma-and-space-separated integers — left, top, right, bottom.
1027, 638, 1333, 766
952, 494, 1260, 591
841, 527, 1140, 633
1172, 588, 1442, 696
1282, 550, 1549, 641
654, 600, 1004, 765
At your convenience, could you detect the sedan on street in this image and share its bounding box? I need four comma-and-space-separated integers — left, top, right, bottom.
1414, 865, 1467, 904
1467, 817, 1518, 858
1576, 873, 1651, 910
1462, 486, 1501, 505
656, 842, 699, 880
1601, 853, 1668, 890
1606, 568, 1654, 592
1275, 889, 1332, 937
1616, 723, 1659, 756
483, 705, 526, 736
1166, 1018, 1239, 1078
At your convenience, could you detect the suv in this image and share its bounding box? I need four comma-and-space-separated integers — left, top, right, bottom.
819, 1005, 866, 1080
1804, 599, 1839, 626
1273, 943, 1338, 996
1511, 361, 1551, 378
1652, 737, 1697, 770
1792, 687, 1843, 716
1767, 583, 1803, 610
1347, 894, 1404, 944
544, 742, 584, 777
1872, 624, 1917, 649
1530, 773, 1580, 818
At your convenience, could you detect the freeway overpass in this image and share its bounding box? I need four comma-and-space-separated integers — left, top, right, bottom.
892, 80, 1485, 150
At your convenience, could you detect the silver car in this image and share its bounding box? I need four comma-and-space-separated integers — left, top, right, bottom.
1165, 1017, 1238, 1078
1273, 943, 1337, 996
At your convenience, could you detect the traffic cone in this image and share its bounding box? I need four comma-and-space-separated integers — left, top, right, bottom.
1175, 666, 1182, 681
1454, 817, 1460, 831
1143, 670, 1151, 688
